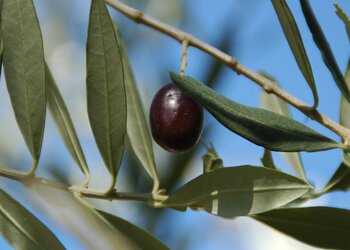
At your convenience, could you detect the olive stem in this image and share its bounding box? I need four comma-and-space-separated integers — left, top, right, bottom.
180, 38, 189, 76
105, 0, 350, 144
0, 167, 167, 205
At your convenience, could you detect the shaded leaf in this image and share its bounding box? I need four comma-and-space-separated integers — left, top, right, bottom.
334, 3, 350, 42
261, 149, 277, 169
118, 36, 159, 191
340, 59, 350, 128
163, 166, 311, 218
0, 189, 64, 250
170, 73, 340, 152
300, 0, 350, 103
260, 73, 307, 181
323, 162, 350, 193
87, 0, 126, 186
46, 64, 90, 186
1, 0, 46, 169
253, 207, 350, 249
271, 0, 318, 107
202, 143, 223, 173
96, 209, 169, 250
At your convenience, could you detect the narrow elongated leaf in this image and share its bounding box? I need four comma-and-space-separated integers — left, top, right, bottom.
87, 0, 126, 184
323, 162, 350, 193
261, 150, 277, 169
1, 0, 46, 167
340, 60, 350, 128
253, 207, 350, 249
300, 0, 350, 103
170, 73, 340, 152
96, 210, 169, 250
260, 74, 307, 181
0, 189, 64, 250
271, 0, 318, 107
46, 64, 90, 186
202, 143, 223, 173
119, 38, 159, 191
334, 3, 350, 42
163, 166, 311, 218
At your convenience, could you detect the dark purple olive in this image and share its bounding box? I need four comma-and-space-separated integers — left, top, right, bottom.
150, 82, 204, 153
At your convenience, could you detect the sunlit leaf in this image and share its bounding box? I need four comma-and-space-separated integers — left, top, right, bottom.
202, 143, 223, 173
170, 73, 340, 152
163, 166, 311, 218
118, 36, 159, 191
46, 64, 90, 186
87, 0, 126, 186
1, 0, 46, 171
334, 3, 350, 42
300, 0, 350, 103
271, 0, 318, 107
260, 73, 307, 181
96, 210, 169, 250
0, 189, 64, 250
253, 207, 350, 249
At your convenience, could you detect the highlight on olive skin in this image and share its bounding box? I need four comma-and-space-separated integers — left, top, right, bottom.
149, 82, 204, 153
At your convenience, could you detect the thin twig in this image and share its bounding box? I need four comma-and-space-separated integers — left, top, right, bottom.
0, 167, 167, 205
180, 38, 189, 76
105, 0, 350, 144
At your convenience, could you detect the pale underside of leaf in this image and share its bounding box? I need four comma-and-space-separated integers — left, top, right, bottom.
87, 0, 126, 184
1, 0, 46, 163
334, 3, 350, 42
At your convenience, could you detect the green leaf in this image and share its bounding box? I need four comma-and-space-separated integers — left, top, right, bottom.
170, 73, 340, 152
1, 0, 46, 171
253, 207, 350, 249
118, 35, 159, 192
271, 0, 318, 107
202, 143, 223, 173
260, 73, 307, 181
46, 64, 90, 186
260, 149, 277, 169
87, 0, 127, 187
96, 210, 169, 250
300, 0, 350, 103
323, 162, 350, 193
334, 3, 350, 43
162, 166, 311, 218
0, 189, 64, 250
340, 59, 350, 129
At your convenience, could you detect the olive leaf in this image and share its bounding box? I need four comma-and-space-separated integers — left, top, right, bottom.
46, 64, 90, 186
96, 210, 169, 250
1, 0, 46, 172
260, 73, 307, 182
163, 166, 311, 218
334, 3, 350, 42
271, 0, 318, 107
170, 73, 341, 152
202, 143, 223, 173
253, 207, 350, 249
0, 189, 64, 250
260, 150, 277, 170
118, 35, 159, 192
300, 0, 350, 103
87, 0, 127, 189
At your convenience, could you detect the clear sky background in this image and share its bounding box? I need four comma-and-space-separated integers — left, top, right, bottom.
0, 0, 349, 249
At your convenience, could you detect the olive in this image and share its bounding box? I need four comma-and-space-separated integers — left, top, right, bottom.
150, 82, 203, 153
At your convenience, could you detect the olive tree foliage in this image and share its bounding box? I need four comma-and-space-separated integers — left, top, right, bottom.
0, 0, 349, 249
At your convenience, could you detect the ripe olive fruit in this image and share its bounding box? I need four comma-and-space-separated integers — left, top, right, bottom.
150, 82, 203, 153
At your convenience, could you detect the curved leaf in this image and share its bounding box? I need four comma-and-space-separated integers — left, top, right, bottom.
46, 64, 90, 186
271, 0, 318, 107
87, 0, 126, 187
119, 38, 159, 191
340, 59, 350, 128
260, 73, 307, 181
334, 3, 350, 43
300, 0, 350, 103
96, 210, 169, 250
260, 149, 277, 169
0, 189, 64, 250
170, 73, 340, 152
253, 207, 350, 249
1, 0, 46, 169
163, 166, 311, 218
323, 162, 350, 193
